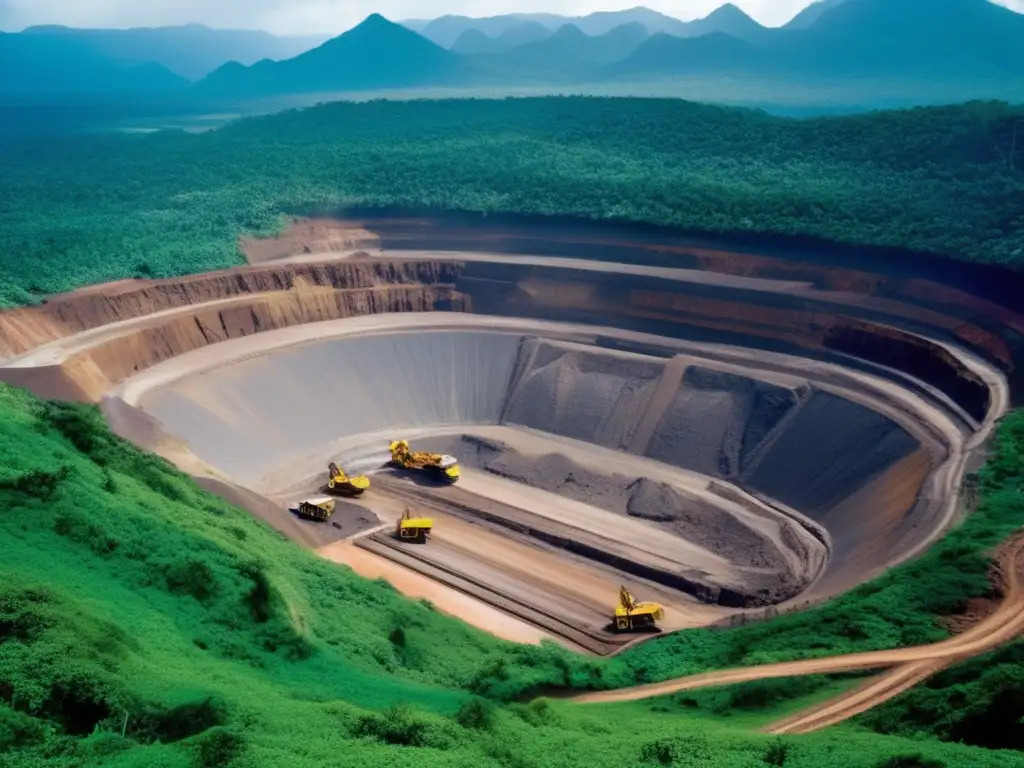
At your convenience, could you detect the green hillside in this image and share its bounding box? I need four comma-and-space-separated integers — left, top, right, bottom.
1, 97, 1022, 307
2, 379, 1023, 766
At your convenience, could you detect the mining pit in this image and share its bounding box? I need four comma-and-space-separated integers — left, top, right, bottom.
0, 215, 1017, 654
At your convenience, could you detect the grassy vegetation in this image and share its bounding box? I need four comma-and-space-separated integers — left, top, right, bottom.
1, 97, 1023, 305
2, 381, 1023, 766
858, 640, 1024, 751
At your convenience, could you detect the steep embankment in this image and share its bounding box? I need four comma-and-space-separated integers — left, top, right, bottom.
0, 257, 467, 400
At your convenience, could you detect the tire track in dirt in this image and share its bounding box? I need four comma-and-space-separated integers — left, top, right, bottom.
571, 531, 1024, 734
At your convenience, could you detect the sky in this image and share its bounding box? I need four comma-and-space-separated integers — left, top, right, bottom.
1, 0, 1022, 35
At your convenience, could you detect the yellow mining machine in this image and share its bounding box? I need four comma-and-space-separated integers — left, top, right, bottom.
388, 440, 460, 484
290, 497, 336, 523
613, 586, 664, 633
395, 508, 434, 543
327, 461, 371, 496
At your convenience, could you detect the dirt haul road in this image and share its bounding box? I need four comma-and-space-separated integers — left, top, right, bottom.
571, 532, 1024, 732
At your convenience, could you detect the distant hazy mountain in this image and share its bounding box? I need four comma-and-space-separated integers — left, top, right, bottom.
194, 2, 1024, 102
683, 3, 767, 42
195, 15, 465, 97
609, 0, 1024, 81
18, 24, 325, 80
451, 20, 551, 55
783, 0, 849, 30
406, 5, 742, 48
565, 7, 691, 37
610, 31, 773, 78
0, 30, 188, 97
484, 22, 651, 77
787, 0, 1024, 78
450, 28, 495, 55
414, 14, 539, 48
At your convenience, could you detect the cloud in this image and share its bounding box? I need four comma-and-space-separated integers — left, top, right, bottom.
1, 0, 1022, 35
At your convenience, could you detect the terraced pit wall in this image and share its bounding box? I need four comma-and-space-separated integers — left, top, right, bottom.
0, 216, 1020, 422
363, 214, 1023, 406
0, 260, 467, 401
1, 217, 1017, 613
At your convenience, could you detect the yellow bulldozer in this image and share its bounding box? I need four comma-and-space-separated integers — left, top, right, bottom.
290, 497, 336, 523
613, 586, 664, 633
395, 508, 434, 543
327, 461, 370, 496
388, 440, 460, 484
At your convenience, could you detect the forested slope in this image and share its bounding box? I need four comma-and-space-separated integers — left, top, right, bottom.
3, 385, 1024, 766
0, 97, 1021, 306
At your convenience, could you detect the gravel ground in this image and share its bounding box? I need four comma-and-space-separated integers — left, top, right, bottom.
502, 339, 664, 450
744, 391, 920, 517
646, 365, 805, 479
453, 435, 794, 575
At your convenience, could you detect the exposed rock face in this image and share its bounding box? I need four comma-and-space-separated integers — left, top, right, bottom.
65, 285, 467, 398
0, 260, 463, 358
0, 260, 469, 400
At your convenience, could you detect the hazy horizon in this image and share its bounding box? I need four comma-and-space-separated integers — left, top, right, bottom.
4, 0, 1020, 36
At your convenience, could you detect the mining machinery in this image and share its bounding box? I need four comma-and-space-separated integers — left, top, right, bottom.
395, 508, 434, 543
388, 440, 460, 484
327, 461, 371, 496
613, 586, 664, 632
290, 497, 336, 523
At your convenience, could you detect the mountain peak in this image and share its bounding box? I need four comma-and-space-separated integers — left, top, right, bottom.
361, 13, 392, 27
784, 0, 849, 30
708, 3, 751, 18
552, 23, 587, 40
338, 13, 423, 43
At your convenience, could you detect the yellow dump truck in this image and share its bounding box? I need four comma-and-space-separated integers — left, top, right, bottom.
613, 586, 664, 632
290, 497, 336, 523
388, 440, 460, 484
327, 462, 370, 496
395, 508, 434, 543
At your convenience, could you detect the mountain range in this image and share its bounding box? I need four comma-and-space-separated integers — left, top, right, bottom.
197, 1, 1024, 98
402, 3, 773, 47
0, 24, 325, 98
0, 30, 189, 97
195, 15, 466, 98
15, 24, 326, 80
3, 1, 1023, 104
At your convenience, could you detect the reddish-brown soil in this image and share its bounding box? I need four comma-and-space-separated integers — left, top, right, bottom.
240, 217, 379, 263
943, 535, 1016, 634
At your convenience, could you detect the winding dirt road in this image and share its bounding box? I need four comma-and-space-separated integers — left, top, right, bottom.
572, 532, 1024, 733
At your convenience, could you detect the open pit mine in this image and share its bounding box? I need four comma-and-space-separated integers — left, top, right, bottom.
2, 215, 1018, 655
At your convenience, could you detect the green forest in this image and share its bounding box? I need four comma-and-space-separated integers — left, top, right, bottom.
0, 97, 1023, 306
1, 386, 1023, 767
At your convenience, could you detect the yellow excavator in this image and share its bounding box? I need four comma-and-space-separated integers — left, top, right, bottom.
395, 508, 434, 543
327, 462, 370, 496
613, 586, 664, 633
388, 440, 460, 484
290, 497, 336, 523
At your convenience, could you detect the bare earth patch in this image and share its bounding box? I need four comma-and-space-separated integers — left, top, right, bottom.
240, 217, 380, 264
